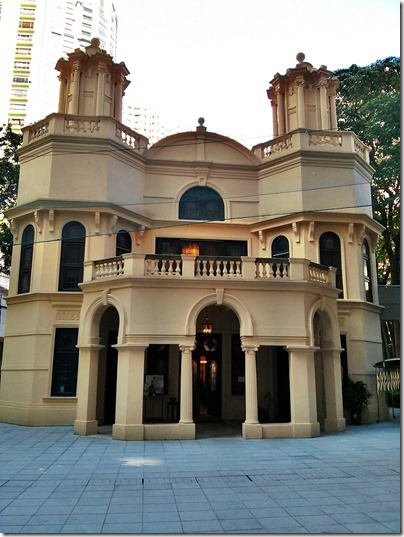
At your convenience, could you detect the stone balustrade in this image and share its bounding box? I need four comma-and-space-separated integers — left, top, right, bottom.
23, 113, 149, 154
84, 254, 335, 288
252, 129, 370, 164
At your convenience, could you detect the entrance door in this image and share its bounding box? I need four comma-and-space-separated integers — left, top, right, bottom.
192, 333, 222, 420
103, 331, 118, 424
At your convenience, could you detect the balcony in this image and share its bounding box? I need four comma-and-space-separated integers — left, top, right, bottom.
252, 129, 370, 164
83, 253, 336, 287
22, 113, 149, 154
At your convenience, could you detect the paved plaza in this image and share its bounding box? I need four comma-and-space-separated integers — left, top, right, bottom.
0, 419, 400, 534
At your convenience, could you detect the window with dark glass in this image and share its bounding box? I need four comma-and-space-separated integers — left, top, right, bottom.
362, 239, 373, 302
18, 225, 34, 294
58, 222, 85, 291
51, 328, 79, 396
145, 344, 169, 394
320, 232, 343, 297
179, 186, 224, 221
271, 236, 289, 258
116, 230, 132, 256
156, 238, 247, 257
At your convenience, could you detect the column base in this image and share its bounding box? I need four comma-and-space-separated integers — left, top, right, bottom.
74, 419, 98, 436
242, 422, 262, 439
112, 423, 144, 441
293, 422, 320, 438
324, 417, 346, 433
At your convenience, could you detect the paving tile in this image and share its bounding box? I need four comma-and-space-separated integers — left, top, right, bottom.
61, 523, 103, 533
257, 516, 304, 532
102, 522, 142, 533
178, 509, 218, 521
142, 521, 183, 533
104, 512, 142, 523
181, 519, 223, 532
343, 521, 395, 533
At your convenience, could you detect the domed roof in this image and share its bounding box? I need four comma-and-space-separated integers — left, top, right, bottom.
146, 119, 260, 166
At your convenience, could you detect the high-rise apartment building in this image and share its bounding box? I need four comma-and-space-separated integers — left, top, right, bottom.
123, 104, 180, 146
0, 0, 118, 131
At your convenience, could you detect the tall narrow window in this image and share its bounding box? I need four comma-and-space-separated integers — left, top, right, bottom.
179, 186, 224, 221
320, 232, 343, 297
51, 328, 79, 396
271, 236, 289, 258
18, 225, 34, 294
116, 230, 132, 256
59, 222, 85, 291
362, 239, 373, 302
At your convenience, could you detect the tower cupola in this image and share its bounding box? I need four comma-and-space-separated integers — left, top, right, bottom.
55, 37, 130, 121
267, 53, 339, 136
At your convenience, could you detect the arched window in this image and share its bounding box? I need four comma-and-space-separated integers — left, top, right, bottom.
179, 186, 224, 221
116, 230, 132, 256
362, 239, 373, 302
271, 236, 289, 258
320, 232, 343, 297
58, 221, 85, 291
18, 225, 34, 294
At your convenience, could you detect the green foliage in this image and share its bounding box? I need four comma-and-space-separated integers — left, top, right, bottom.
0, 124, 22, 273
335, 57, 400, 284
343, 376, 372, 416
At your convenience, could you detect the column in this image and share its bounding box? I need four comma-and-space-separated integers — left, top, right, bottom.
287, 346, 320, 437
74, 344, 102, 435
57, 75, 66, 113
276, 88, 285, 135
112, 344, 146, 440
96, 69, 105, 116
70, 63, 80, 115
329, 92, 337, 131
179, 345, 196, 439
322, 348, 346, 432
296, 80, 305, 129
179, 346, 193, 423
318, 81, 329, 130
242, 343, 262, 439
271, 100, 278, 137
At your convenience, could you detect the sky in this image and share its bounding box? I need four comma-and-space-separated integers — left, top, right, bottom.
113, 0, 400, 146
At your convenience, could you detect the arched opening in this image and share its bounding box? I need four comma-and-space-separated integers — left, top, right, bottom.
193, 305, 243, 435
96, 306, 119, 426
18, 224, 35, 294
320, 232, 343, 297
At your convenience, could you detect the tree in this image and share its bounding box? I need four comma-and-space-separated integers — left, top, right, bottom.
0, 125, 22, 273
334, 57, 400, 285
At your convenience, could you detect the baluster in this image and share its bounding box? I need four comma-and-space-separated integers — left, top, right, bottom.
175, 260, 181, 275
228, 260, 234, 277
202, 259, 208, 276
153, 259, 159, 275
235, 260, 241, 276
168, 259, 174, 275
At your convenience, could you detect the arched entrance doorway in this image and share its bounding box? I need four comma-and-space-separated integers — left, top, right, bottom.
96, 306, 119, 426
312, 308, 346, 433
193, 305, 243, 436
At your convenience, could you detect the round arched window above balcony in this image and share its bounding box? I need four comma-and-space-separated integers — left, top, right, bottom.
179, 186, 224, 221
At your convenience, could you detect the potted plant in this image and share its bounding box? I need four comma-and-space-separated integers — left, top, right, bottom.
343, 376, 372, 425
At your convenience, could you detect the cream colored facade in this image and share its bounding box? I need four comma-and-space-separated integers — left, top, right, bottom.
0, 42, 387, 440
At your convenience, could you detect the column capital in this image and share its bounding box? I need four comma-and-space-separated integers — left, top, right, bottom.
179, 344, 196, 353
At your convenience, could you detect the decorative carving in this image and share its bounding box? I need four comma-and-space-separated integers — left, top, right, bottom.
308, 221, 315, 242
356, 224, 366, 245
258, 230, 266, 250
56, 310, 80, 321
348, 223, 354, 243
34, 211, 42, 233
136, 226, 145, 245
48, 210, 54, 232
216, 288, 224, 306
292, 222, 300, 243
64, 119, 100, 133
94, 211, 100, 234
10, 219, 18, 240
109, 214, 118, 234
